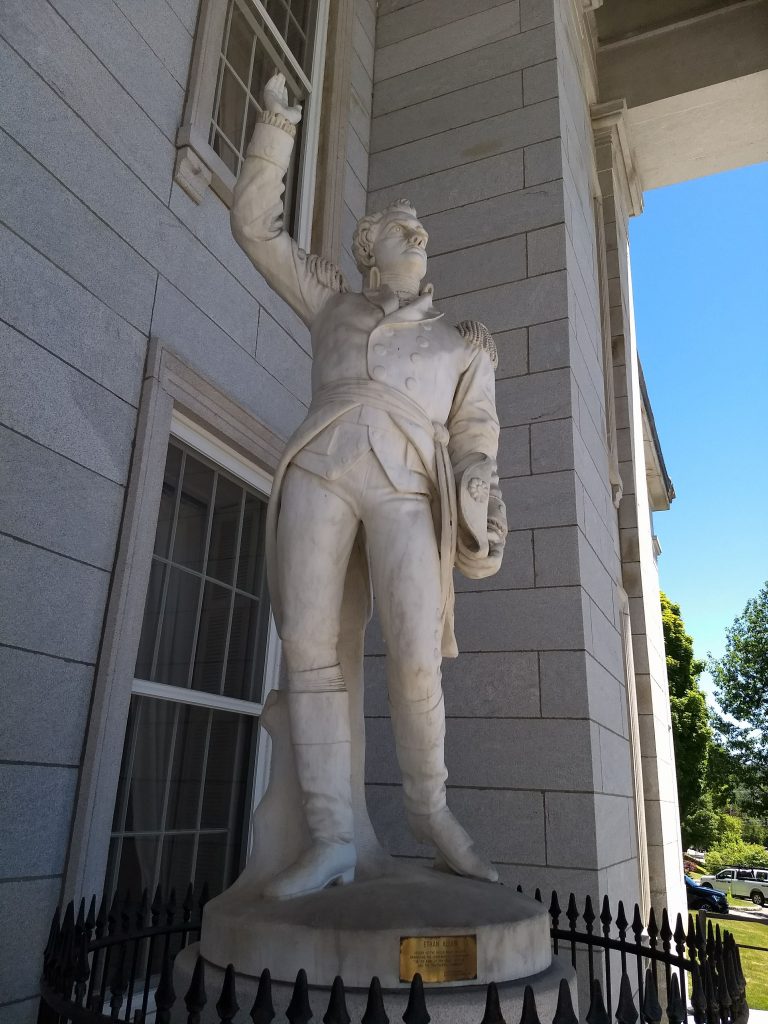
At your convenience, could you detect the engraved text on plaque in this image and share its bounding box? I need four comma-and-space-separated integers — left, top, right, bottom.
399, 934, 478, 983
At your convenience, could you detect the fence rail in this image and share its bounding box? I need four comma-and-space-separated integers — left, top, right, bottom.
37, 884, 749, 1024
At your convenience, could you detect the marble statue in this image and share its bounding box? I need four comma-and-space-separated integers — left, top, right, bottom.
231, 73, 508, 901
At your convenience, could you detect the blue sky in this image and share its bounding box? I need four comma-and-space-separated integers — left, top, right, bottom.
629, 161, 768, 694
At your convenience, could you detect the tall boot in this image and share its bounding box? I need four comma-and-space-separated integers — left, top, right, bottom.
262, 669, 356, 899
390, 690, 498, 883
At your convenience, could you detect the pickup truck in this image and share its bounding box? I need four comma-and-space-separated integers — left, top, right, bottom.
699, 867, 768, 905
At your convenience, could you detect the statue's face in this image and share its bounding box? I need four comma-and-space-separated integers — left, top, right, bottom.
371, 210, 428, 281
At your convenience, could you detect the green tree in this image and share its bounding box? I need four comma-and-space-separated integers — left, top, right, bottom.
710, 581, 768, 817
681, 800, 719, 850
661, 593, 711, 821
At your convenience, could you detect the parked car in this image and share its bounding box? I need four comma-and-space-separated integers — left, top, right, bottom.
685, 875, 729, 913
699, 867, 768, 906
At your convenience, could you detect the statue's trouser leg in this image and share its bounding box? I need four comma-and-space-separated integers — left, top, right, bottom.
361, 460, 498, 882
266, 465, 359, 898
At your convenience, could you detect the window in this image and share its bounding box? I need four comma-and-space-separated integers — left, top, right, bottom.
105, 416, 279, 902
177, 0, 329, 245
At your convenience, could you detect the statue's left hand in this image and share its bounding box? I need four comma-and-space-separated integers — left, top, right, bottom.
455, 532, 505, 579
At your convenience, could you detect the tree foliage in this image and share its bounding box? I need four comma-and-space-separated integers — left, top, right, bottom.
661, 593, 711, 820
709, 580, 768, 816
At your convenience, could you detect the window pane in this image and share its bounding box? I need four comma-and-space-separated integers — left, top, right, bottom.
212, 129, 240, 175
124, 698, 177, 832
155, 567, 202, 687
201, 711, 254, 829
167, 705, 210, 831
237, 493, 266, 595
224, 593, 264, 701
172, 455, 214, 572
135, 561, 166, 680
154, 444, 182, 558
208, 476, 243, 585
191, 580, 231, 695
112, 700, 141, 831
158, 834, 197, 900
114, 835, 160, 899
195, 833, 232, 897
226, 3, 253, 84
216, 66, 247, 155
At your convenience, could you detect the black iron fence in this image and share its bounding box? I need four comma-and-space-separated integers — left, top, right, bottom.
38, 884, 749, 1024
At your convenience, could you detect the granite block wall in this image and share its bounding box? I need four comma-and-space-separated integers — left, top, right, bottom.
0, 1, 375, 1016
365, 0, 642, 909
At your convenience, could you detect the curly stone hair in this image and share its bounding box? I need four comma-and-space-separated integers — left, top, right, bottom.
351, 198, 418, 272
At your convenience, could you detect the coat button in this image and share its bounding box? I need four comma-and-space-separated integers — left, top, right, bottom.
405, 377, 416, 390
372, 365, 386, 380
418, 338, 429, 348
374, 343, 386, 355
410, 352, 421, 363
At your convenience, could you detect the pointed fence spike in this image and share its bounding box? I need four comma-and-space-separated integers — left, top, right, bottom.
479, 981, 506, 1024
185, 956, 208, 1023
216, 964, 240, 1024
251, 968, 275, 1024
549, 891, 562, 922
615, 900, 629, 936
534, 888, 542, 903
402, 973, 430, 1024
520, 985, 541, 1024
647, 908, 658, 944
641, 969, 662, 1024
362, 976, 389, 1024
552, 978, 578, 1024
43, 906, 61, 968
631, 905, 644, 944
666, 974, 686, 1024
154, 946, 176, 1023
75, 898, 85, 933
566, 894, 579, 928
287, 968, 313, 1024
586, 980, 610, 1024
673, 913, 686, 950
660, 909, 672, 946
517, 885, 524, 893
85, 894, 97, 935
615, 973, 638, 1024
583, 895, 596, 927
323, 976, 350, 1024
600, 895, 612, 931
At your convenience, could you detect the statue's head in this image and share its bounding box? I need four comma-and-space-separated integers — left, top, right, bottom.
352, 200, 428, 282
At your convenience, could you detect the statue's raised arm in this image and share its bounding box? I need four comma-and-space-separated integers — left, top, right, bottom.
231, 72, 345, 326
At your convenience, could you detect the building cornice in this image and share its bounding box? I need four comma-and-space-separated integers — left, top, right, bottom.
591, 98, 644, 217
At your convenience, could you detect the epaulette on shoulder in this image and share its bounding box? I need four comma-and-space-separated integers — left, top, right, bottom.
305, 253, 348, 294
455, 320, 498, 370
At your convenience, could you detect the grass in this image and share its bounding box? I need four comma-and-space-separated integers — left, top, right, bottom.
691, 911, 768, 1010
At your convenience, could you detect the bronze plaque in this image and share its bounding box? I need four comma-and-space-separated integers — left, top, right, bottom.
399, 934, 478, 983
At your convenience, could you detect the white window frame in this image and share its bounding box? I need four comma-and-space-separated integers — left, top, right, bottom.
127, 409, 280, 823
177, 0, 330, 250
65, 341, 288, 901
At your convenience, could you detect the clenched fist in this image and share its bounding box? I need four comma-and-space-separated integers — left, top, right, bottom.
263, 71, 302, 125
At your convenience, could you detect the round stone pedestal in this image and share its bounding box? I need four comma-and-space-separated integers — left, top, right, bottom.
174, 945, 576, 1024
198, 869, 552, 988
